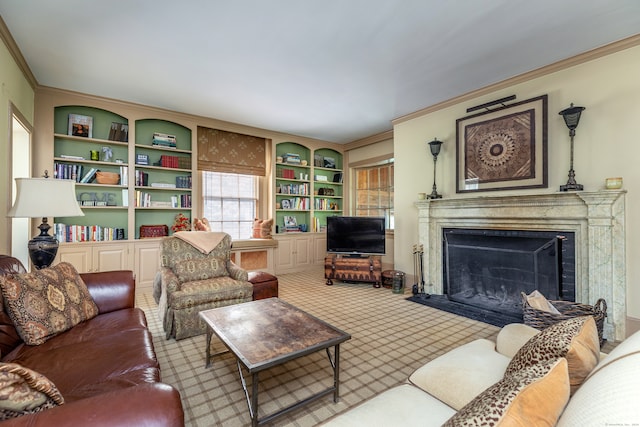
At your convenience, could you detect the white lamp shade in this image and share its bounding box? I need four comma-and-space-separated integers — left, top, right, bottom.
8, 178, 84, 218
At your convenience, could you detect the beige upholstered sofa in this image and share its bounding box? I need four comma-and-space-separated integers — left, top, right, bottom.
155, 233, 253, 340
323, 318, 640, 426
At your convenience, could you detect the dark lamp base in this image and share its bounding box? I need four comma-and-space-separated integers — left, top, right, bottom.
28, 219, 59, 269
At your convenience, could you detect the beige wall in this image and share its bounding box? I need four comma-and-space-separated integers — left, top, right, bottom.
0, 37, 35, 255
393, 44, 640, 323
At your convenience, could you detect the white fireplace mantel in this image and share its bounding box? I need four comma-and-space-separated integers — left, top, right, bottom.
415, 190, 626, 340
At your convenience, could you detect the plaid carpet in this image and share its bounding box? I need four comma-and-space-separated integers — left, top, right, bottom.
137, 266, 502, 426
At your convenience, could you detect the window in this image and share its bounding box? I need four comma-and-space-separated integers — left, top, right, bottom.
353, 161, 394, 229
201, 171, 258, 240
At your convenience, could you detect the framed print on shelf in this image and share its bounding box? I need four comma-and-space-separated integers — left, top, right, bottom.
68, 114, 93, 138
456, 94, 548, 193
281, 199, 291, 210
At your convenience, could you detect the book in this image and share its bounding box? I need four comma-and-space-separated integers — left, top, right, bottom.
80, 167, 97, 183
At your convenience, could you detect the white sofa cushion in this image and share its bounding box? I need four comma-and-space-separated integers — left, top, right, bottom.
495, 323, 540, 357
409, 339, 511, 410
557, 350, 640, 426
320, 384, 455, 427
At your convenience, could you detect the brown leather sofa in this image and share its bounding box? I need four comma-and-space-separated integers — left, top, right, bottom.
0, 255, 184, 426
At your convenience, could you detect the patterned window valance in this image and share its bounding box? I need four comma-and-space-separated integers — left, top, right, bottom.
197, 126, 266, 176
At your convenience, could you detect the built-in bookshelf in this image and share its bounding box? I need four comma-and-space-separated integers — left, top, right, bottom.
53, 106, 129, 241
52, 107, 194, 241
134, 119, 192, 239
274, 142, 343, 234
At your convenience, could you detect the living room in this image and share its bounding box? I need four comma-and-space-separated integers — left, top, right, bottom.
1, 3, 640, 426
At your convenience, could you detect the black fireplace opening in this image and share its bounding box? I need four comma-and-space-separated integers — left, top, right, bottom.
443, 228, 575, 325
408, 228, 576, 327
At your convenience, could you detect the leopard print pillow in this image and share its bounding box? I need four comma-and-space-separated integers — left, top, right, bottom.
443, 358, 570, 427
506, 316, 599, 394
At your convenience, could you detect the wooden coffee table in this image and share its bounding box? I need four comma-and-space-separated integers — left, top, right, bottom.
199, 298, 351, 427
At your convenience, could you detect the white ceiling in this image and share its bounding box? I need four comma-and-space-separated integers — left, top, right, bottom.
1, 1, 639, 143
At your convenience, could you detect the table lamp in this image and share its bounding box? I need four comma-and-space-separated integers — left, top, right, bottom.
7, 172, 84, 269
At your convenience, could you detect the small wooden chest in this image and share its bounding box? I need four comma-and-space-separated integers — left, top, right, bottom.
324, 254, 382, 287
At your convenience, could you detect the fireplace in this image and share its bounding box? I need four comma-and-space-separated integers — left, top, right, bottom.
442, 228, 575, 325
415, 191, 626, 340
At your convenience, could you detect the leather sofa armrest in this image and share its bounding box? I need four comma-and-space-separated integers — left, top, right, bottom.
0, 383, 184, 427
81, 270, 136, 314
227, 260, 248, 281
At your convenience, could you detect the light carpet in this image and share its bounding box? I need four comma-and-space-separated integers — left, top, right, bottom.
137, 266, 503, 426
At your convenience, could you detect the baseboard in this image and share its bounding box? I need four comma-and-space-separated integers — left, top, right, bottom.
626, 316, 640, 337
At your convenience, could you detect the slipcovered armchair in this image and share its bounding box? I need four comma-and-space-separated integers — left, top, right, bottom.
155, 232, 253, 340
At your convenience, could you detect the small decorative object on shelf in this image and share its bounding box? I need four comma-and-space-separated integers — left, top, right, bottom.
136, 154, 149, 165
171, 213, 191, 233
68, 114, 93, 138
101, 146, 113, 162
108, 122, 129, 141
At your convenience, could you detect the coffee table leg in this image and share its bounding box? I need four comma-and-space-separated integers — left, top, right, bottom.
251, 372, 259, 427
325, 345, 341, 403
334, 344, 341, 402
205, 328, 213, 368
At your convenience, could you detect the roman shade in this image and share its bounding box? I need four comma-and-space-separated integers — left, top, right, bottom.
197, 126, 266, 176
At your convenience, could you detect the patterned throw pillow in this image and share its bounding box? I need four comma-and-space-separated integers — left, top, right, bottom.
443, 358, 570, 427
0, 362, 64, 420
505, 316, 599, 395
0, 262, 99, 346
173, 257, 228, 284
252, 218, 273, 239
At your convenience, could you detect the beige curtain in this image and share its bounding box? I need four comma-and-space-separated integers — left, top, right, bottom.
197, 126, 266, 176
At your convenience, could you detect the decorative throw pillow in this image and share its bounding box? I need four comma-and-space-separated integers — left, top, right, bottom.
193, 217, 211, 231
505, 316, 599, 395
252, 218, 274, 239
0, 262, 99, 345
172, 257, 228, 284
0, 362, 64, 420
443, 358, 570, 427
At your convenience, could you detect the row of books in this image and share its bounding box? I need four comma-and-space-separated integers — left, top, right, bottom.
53, 224, 126, 243
277, 183, 309, 195
152, 132, 177, 149
278, 168, 296, 179
314, 198, 340, 210
134, 171, 191, 189
281, 197, 309, 210
135, 191, 192, 208
54, 162, 85, 182
312, 218, 327, 233
158, 155, 178, 168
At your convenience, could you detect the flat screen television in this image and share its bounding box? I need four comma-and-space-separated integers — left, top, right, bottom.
326, 216, 386, 256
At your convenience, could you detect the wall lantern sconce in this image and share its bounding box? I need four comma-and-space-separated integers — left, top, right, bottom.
427, 138, 443, 199
559, 103, 585, 192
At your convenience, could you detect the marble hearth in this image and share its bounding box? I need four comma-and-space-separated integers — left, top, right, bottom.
416, 191, 626, 340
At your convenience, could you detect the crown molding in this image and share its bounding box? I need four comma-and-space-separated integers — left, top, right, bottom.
393, 33, 640, 126
0, 15, 37, 90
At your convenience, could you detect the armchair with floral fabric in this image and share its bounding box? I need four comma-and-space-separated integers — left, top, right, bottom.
154, 232, 253, 340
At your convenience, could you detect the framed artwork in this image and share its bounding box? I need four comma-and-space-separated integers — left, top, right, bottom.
281, 199, 291, 209
456, 94, 548, 193
68, 114, 93, 138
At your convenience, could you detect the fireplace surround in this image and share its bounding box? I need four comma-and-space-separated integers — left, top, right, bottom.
416, 191, 626, 340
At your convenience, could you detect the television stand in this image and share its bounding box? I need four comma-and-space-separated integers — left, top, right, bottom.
324, 254, 382, 288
